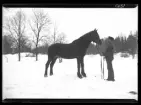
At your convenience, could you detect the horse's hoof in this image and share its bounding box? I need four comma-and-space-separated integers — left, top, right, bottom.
79, 76, 83, 79
50, 74, 53, 76
83, 75, 87, 77
77, 73, 83, 79
82, 72, 87, 77
44, 74, 47, 77
50, 72, 53, 76
106, 78, 115, 82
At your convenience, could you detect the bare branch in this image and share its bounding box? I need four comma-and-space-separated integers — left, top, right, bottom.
12, 28, 19, 36
38, 35, 49, 42
33, 9, 39, 30
4, 23, 13, 35
31, 35, 37, 46
29, 21, 37, 37
13, 17, 19, 27
21, 24, 25, 35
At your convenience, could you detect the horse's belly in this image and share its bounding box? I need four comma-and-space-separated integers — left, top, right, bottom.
58, 49, 78, 59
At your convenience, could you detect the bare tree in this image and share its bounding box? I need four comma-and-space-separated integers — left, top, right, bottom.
51, 23, 67, 44
53, 23, 58, 44
50, 22, 58, 44
56, 32, 67, 44
20, 35, 31, 52
29, 9, 51, 61
3, 9, 26, 61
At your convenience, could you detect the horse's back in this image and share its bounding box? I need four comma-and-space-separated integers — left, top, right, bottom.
48, 43, 69, 57
48, 43, 65, 54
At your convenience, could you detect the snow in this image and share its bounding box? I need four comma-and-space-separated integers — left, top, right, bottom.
2, 53, 138, 100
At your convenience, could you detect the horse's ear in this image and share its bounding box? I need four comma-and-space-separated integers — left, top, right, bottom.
94, 28, 98, 31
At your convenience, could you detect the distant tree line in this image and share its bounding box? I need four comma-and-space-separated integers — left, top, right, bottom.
86, 31, 138, 57
2, 34, 32, 54
3, 30, 138, 58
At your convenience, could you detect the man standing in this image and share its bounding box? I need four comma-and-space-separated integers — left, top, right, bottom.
99, 36, 115, 81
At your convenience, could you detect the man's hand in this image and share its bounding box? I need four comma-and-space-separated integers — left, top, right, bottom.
99, 52, 103, 56
101, 52, 106, 56
99, 52, 105, 56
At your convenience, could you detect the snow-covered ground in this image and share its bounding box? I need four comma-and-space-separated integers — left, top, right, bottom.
2, 53, 138, 100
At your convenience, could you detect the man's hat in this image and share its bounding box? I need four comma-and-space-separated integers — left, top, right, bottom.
108, 36, 114, 41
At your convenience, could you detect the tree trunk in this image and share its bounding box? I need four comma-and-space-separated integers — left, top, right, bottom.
36, 52, 38, 61
18, 51, 21, 61
35, 44, 38, 61
18, 39, 21, 61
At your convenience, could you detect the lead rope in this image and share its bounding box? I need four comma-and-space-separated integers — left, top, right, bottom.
101, 56, 103, 79
96, 45, 104, 79
102, 56, 104, 79
101, 56, 104, 79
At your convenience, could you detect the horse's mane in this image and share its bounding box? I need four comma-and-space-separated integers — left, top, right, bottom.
71, 31, 92, 44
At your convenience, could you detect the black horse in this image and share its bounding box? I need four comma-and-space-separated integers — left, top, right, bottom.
44, 29, 102, 78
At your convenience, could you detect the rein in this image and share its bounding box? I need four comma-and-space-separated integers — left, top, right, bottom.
101, 55, 104, 79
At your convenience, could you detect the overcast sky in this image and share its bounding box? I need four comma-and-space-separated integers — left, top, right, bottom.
3, 7, 138, 43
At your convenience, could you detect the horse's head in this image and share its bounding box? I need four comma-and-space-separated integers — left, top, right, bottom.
90, 28, 102, 45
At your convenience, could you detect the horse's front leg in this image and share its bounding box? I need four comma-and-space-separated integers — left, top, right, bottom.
80, 57, 87, 77
77, 58, 82, 79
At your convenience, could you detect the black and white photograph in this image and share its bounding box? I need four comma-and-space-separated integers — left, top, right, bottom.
2, 4, 138, 102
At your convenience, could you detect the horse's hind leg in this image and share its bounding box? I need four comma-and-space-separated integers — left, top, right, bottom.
77, 58, 82, 79
50, 57, 57, 76
44, 57, 52, 77
80, 57, 86, 77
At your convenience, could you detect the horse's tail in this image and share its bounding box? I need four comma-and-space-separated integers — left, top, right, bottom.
47, 44, 58, 59
47, 45, 52, 60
